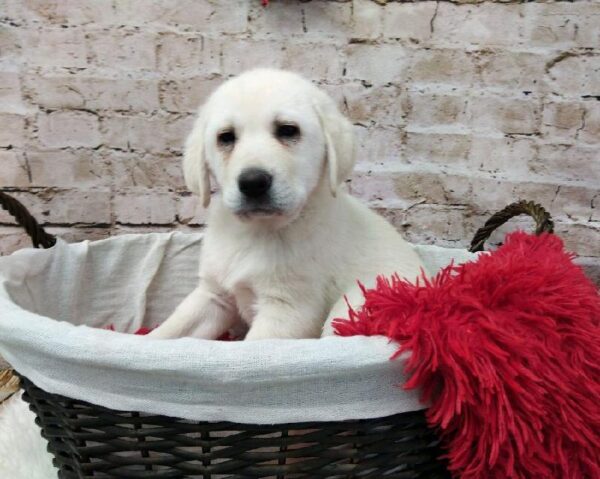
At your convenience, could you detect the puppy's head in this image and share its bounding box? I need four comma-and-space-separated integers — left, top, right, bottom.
183, 68, 355, 226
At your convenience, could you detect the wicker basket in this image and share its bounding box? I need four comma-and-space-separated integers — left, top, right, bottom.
0, 190, 553, 479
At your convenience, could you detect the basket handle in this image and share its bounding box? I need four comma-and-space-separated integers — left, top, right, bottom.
0, 191, 56, 249
469, 200, 554, 253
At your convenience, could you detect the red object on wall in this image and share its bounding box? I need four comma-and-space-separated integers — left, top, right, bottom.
334, 232, 600, 479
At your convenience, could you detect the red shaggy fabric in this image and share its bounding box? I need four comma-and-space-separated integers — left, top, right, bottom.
334, 232, 600, 479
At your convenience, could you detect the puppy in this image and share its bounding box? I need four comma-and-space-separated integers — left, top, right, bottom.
149, 68, 424, 340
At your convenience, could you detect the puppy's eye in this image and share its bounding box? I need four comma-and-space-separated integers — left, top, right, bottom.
217, 130, 236, 146
275, 124, 300, 141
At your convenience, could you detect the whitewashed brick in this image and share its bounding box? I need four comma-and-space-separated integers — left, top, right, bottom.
160, 77, 222, 113
38, 111, 101, 148
303, 1, 353, 39
352, 0, 382, 40
25, 75, 160, 111
114, 190, 177, 225
354, 126, 403, 168
556, 223, 600, 258
111, 152, 185, 190
405, 132, 472, 166
469, 137, 534, 177
525, 2, 600, 49
0, 150, 30, 187
546, 54, 600, 98
433, 3, 526, 47
87, 31, 156, 70
0, 228, 32, 256
382, 1, 436, 42
542, 101, 585, 142
221, 39, 286, 75
158, 34, 220, 76
114, 0, 249, 34
177, 194, 208, 226
342, 83, 404, 126
467, 95, 540, 134
249, 1, 304, 37
0, 71, 26, 114
346, 44, 410, 85
11, 0, 115, 25
408, 49, 477, 86
0, 113, 25, 147
406, 92, 467, 127
25, 149, 111, 187
531, 144, 600, 185
0, 190, 111, 225
476, 51, 547, 91
580, 101, 600, 145
21, 28, 87, 68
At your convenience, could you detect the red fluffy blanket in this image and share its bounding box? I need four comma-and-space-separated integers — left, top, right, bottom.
334, 232, 600, 479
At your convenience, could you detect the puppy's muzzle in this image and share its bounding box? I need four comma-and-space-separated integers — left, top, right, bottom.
238, 168, 273, 199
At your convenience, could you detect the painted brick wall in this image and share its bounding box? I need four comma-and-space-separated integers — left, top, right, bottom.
0, 0, 599, 283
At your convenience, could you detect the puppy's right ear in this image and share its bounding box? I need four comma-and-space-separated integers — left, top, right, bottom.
183, 109, 211, 208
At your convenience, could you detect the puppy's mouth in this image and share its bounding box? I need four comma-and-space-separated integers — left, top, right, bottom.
235, 205, 285, 219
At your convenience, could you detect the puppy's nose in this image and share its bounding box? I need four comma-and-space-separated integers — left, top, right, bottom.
238, 168, 273, 198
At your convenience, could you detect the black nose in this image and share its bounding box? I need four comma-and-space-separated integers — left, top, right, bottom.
238, 168, 273, 198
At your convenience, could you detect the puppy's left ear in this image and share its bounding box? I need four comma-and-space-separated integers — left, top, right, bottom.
315, 100, 356, 197
183, 108, 211, 208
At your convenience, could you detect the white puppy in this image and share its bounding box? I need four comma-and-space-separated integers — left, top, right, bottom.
149, 68, 424, 340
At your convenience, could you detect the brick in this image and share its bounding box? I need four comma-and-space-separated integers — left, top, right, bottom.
546, 54, 600, 98
0, 113, 25, 147
550, 184, 598, 223
303, 1, 353, 39
352, 0, 382, 40
87, 30, 156, 70
101, 114, 193, 154
0, 25, 21, 64
25, 149, 112, 187
432, 3, 526, 47
575, 257, 600, 286
24, 75, 160, 111
405, 92, 467, 127
0, 71, 26, 114
346, 44, 410, 85
347, 171, 403, 207
0, 190, 111, 225
114, 190, 177, 225
282, 43, 344, 82
221, 39, 286, 75
404, 132, 472, 166
21, 28, 87, 68
157, 34, 220, 76
249, 1, 304, 37
0, 228, 33, 256
177, 194, 208, 226
354, 126, 403, 168
467, 95, 540, 135
408, 49, 477, 86
531, 144, 600, 185
402, 205, 473, 247
382, 1, 436, 42
342, 82, 404, 126
579, 101, 600, 145
541, 101, 585, 142
10, 0, 115, 25
468, 137, 534, 177
556, 223, 600, 258
524, 2, 600, 49
114, 0, 249, 34
38, 111, 101, 148
111, 152, 186, 190
159, 77, 222, 113
393, 171, 472, 206
0, 150, 31, 187
475, 51, 547, 91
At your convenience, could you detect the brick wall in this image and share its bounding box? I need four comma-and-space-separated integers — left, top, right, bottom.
1, 0, 599, 283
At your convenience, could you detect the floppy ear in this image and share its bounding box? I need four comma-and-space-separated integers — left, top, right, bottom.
183, 109, 211, 208
314, 101, 356, 197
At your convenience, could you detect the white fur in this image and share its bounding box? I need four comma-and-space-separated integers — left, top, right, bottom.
0, 392, 57, 479
149, 69, 424, 340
